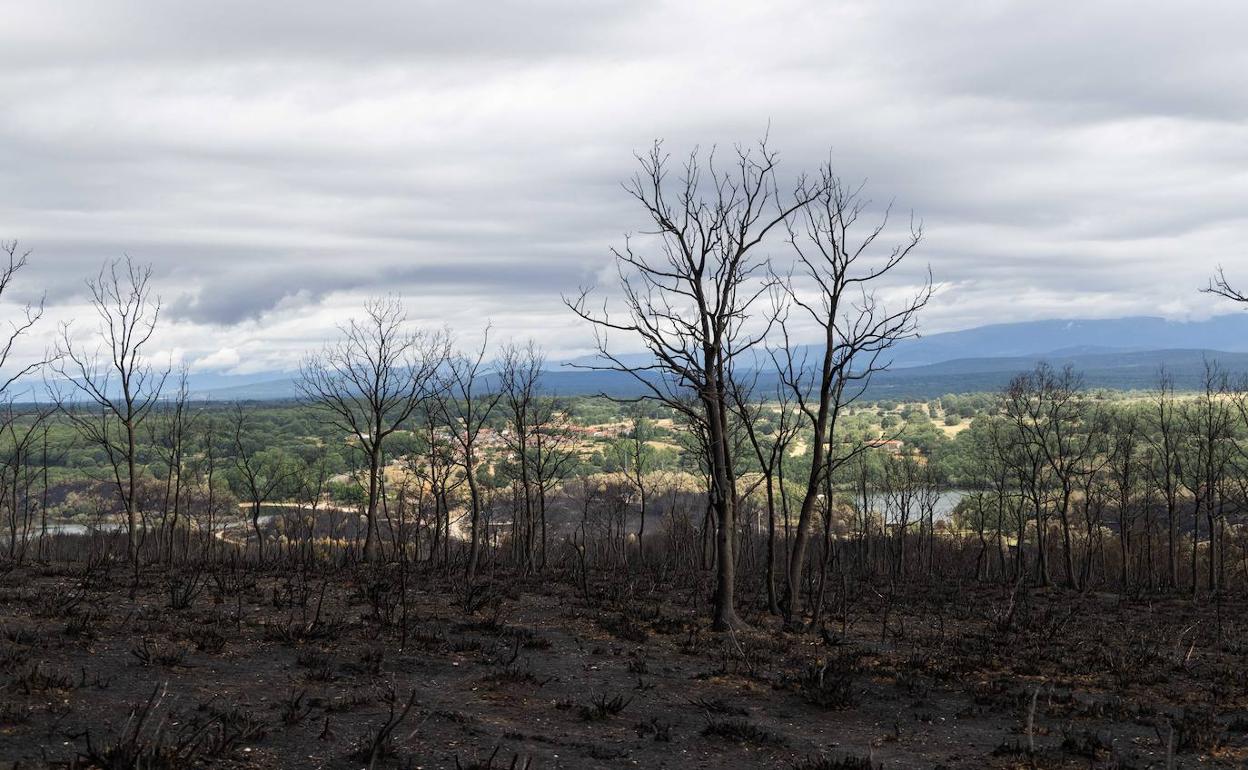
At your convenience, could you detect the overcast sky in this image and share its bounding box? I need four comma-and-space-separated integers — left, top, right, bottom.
2, 1, 1247, 375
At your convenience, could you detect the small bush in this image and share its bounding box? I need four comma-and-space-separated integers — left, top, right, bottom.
701, 719, 786, 747
792, 753, 877, 770
579, 693, 631, 722
799, 658, 860, 710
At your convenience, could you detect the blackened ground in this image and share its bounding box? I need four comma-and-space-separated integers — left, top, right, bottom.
0, 559, 1245, 768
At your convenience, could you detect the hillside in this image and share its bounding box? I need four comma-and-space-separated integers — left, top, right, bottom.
883, 313, 1248, 366
107, 313, 1248, 401
184, 347, 1248, 402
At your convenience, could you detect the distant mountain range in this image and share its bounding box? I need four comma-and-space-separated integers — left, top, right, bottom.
863, 348, 1248, 399
883, 314, 1248, 367
127, 313, 1248, 402
562, 313, 1248, 371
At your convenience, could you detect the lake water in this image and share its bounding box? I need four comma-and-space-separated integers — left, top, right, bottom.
0, 513, 280, 544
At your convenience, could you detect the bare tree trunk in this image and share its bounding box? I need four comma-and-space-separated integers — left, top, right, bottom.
365, 447, 381, 562
466, 450, 482, 577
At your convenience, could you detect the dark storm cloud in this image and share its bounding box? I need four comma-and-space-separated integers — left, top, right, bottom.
0, 1, 1246, 371
168, 277, 333, 327
166, 258, 599, 326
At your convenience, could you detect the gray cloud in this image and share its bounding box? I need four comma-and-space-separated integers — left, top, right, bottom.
1, 2, 644, 66
1, 1, 1246, 372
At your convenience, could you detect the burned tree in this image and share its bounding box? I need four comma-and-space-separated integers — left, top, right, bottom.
529, 392, 578, 571
408, 399, 464, 566
1001, 366, 1088, 587
499, 341, 544, 571
500, 343, 597, 571
731, 375, 800, 615
1106, 408, 1143, 589
0, 242, 49, 562
1001, 364, 1100, 589
51, 257, 167, 563
149, 368, 198, 562
0, 401, 50, 563
0, 242, 46, 396
1178, 360, 1234, 595
774, 168, 930, 625
298, 297, 446, 562
611, 406, 658, 563
1205, 267, 1248, 306
1144, 369, 1183, 590
435, 329, 502, 578
568, 139, 817, 630
990, 408, 1049, 584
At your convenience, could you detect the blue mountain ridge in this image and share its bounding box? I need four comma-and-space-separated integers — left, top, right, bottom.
79, 313, 1248, 401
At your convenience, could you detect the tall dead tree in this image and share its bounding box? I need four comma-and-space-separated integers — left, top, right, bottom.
1178, 360, 1233, 596
436, 329, 502, 578
149, 367, 197, 562
1144, 369, 1182, 590
568, 139, 816, 630
499, 341, 543, 571
410, 399, 464, 566
774, 169, 930, 625
51, 257, 167, 564
1003, 364, 1098, 589
529, 394, 577, 571
1107, 409, 1142, 589
0, 242, 48, 561
1202, 271, 1248, 593
991, 410, 1049, 584
0, 401, 50, 562
613, 407, 656, 562
188, 413, 222, 559
298, 297, 447, 562
967, 415, 1015, 582
731, 375, 800, 615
